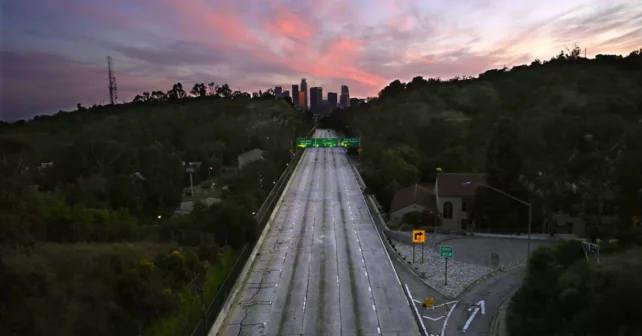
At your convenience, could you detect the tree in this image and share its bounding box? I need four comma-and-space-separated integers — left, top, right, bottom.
167, 83, 187, 100
474, 117, 526, 231
150, 90, 167, 101
215, 84, 232, 98
190, 83, 207, 97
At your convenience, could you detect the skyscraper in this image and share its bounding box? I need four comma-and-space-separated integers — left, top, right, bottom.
297, 91, 305, 111
282, 90, 290, 98
327, 92, 338, 109
292, 84, 299, 106
300, 78, 308, 109
274, 86, 283, 97
310, 87, 322, 114
340, 85, 350, 108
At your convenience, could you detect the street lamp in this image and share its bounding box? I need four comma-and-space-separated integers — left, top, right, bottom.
463, 182, 533, 261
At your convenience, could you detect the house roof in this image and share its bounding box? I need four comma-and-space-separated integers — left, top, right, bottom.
436, 173, 486, 197
238, 148, 264, 158
389, 184, 437, 213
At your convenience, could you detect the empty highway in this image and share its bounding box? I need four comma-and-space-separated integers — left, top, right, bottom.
220, 129, 419, 336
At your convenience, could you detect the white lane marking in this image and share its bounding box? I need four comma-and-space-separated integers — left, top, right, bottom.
423, 315, 446, 321
442, 302, 457, 336
413, 299, 422, 304
369, 286, 372, 292
377, 327, 381, 334
372, 304, 376, 311
432, 300, 458, 309
462, 307, 480, 332
404, 284, 428, 336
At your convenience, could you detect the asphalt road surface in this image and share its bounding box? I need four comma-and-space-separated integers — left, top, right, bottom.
443, 266, 525, 336
221, 129, 419, 336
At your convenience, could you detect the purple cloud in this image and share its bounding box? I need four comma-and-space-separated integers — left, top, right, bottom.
1, 0, 640, 121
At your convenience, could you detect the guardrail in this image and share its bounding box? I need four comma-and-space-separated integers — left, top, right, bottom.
189, 127, 314, 336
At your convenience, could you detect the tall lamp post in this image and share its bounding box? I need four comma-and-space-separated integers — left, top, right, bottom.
463, 182, 532, 261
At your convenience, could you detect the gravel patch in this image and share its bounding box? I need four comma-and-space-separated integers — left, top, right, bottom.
437, 237, 556, 269
390, 239, 493, 298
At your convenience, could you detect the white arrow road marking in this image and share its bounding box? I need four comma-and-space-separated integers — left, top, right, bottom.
462, 300, 485, 332
477, 300, 486, 315
462, 307, 479, 332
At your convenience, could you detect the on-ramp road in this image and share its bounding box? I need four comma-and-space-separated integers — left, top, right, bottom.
220, 129, 420, 336
443, 266, 524, 335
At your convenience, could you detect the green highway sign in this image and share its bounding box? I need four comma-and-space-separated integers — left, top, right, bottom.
296, 138, 339, 148
315, 137, 338, 147
339, 137, 361, 148
296, 138, 314, 148
439, 245, 453, 259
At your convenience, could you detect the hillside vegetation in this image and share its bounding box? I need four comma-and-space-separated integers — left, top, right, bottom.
0, 87, 312, 335
321, 47, 642, 236
320, 47, 642, 336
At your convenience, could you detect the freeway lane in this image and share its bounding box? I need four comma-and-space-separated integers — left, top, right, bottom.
221, 129, 419, 336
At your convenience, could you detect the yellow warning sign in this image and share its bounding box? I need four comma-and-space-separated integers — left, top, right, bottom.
357, 147, 363, 153
412, 230, 425, 243
423, 298, 434, 309
633, 215, 639, 225
289, 148, 294, 153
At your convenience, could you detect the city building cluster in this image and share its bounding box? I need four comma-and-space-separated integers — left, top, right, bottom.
274, 78, 363, 117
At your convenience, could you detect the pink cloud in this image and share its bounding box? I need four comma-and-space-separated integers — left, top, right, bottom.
262, 2, 316, 41
168, 0, 260, 47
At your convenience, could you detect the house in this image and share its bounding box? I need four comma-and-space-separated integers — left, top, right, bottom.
389, 183, 438, 226
435, 173, 486, 231
238, 148, 265, 170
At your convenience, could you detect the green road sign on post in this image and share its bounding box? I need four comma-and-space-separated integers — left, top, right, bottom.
339, 137, 361, 148
440, 246, 453, 259
440, 245, 453, 286
296, 138, 315, 148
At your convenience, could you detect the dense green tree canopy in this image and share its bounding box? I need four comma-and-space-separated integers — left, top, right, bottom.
321, 48, 642, 235
0, 82, 313, 335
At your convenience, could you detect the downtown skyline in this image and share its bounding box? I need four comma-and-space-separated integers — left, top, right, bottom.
2, 0, 641, 121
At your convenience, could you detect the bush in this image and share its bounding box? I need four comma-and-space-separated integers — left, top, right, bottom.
0, 243, 208, 336
508, 242, 642, 336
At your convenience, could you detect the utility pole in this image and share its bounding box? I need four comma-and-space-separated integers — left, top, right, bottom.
107, 56, 118, 105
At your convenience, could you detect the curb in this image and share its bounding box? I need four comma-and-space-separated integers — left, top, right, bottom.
489, 287, 518, 336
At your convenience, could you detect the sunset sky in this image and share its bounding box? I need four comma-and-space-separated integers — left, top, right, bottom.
1, 0, 640, 121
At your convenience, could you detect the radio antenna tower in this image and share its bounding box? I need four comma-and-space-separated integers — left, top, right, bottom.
107, 56, 118, 105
